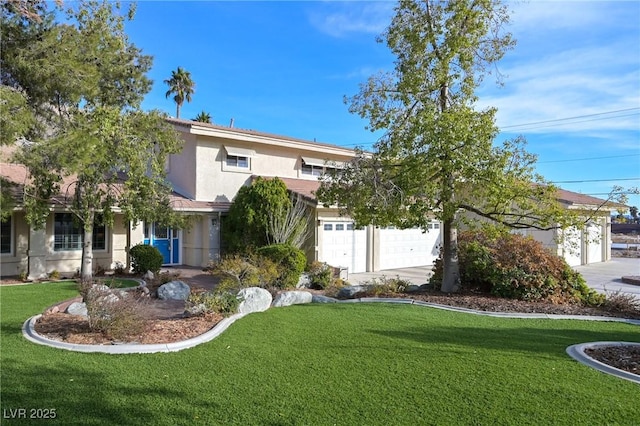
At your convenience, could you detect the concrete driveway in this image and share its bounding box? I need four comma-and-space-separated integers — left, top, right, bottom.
348, 258, 640, 299
573, 258, 640, 299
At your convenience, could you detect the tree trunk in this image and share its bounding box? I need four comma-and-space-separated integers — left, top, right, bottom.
176, 103, 180, 118
440, 217, 460, 293
81, 212, 94, 283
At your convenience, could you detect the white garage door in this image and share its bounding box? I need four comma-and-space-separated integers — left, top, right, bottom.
562, 227, 582, 267
379, 223, 441, 270
321, 222, 367, 273
586, 222, 603, 264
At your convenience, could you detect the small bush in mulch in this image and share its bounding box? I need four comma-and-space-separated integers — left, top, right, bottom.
206, 254, 280, 291
257, 244, 307, 289
82, 282, 149, 341
129, 244, 163, 275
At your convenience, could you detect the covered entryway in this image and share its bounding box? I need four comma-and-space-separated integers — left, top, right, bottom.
144, 223, 180, 265
321, 221, 367, 273
378, 224, 441, 270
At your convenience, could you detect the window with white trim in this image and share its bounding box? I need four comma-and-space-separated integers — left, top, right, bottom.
1, 216, 12, 254
301, 163, 324, 176
300, 156, 336, 177
54, 213, 106, 251
226, 155, 249, 168
223, 146, 255, 171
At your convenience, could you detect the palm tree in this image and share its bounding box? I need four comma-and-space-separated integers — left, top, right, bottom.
164, 67, 195, 118
193, 110, 212, 123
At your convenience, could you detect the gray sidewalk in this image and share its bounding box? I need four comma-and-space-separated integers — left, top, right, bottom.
348, 258, 640, 299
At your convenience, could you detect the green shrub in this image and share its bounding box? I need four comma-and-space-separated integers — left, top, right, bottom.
257, 243, 306, 288
129, 244, 163, 275
431, 231, 603, 306
307, 261, 333, 289
207, 254, 280, 290
185, 290, 241, 316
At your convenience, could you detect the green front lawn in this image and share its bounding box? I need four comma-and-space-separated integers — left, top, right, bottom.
1, 283, 638, 425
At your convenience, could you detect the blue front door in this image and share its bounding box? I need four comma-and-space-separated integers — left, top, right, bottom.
154, 226, 171, 264
144, 223, 179, 265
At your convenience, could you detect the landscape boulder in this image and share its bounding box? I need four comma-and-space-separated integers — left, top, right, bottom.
405, 284, 422, 293
143, 270, 154, 281
311, 294, 338, 304
237, 287, 272, 314
272, 291, 313, 307
157, 280, 191, 301
337, 285, 374, 299
65, 302, 88, 317
296, 272, 311, 289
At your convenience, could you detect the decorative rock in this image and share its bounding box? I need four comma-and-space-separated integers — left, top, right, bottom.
311, 294, 338, 304
143, 270, 155, 281
337, 285, 374, 299
296, 273, 311, 289
157, 280, 191, 300
86, 284, 111, 301
184, 303, 207, 317
405, 285, 422, 293
66, 302, 88, 317
237, 287, 272, 314
272, 291, 313, 307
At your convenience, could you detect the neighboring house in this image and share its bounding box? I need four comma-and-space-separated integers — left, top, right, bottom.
0, 118, 617, 279
515, 190, 618, 267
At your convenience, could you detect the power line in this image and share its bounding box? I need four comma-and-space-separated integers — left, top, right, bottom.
551, 177, 640, 184
502, 112, 640, 132
538, 154, 640, 164
500, 107, 640, 130
337, 107, 640, 148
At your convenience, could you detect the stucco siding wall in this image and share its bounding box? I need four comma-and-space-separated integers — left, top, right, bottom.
0, 212, 29, 277
168, 132, 198, 198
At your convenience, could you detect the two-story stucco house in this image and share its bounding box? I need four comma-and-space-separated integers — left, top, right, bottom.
160, 118, 442, 275
0, 119, 442, 279
0, 118, 616, 280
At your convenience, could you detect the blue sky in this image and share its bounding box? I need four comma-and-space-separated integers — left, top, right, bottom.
121, 1, 640, 210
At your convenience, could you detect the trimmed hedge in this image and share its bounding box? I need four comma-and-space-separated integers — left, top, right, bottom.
431, 231, 604, 306
257, 243, 306, 289
129, 244, 163, 274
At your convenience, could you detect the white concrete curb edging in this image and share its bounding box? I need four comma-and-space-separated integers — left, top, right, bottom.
566, 342, 640, 384
23, 313, 246, 354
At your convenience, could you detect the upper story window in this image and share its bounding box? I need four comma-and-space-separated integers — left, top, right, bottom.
301, 157, 335, 177
1, 216, 12, 255
226, 155, 249, 168
223, 146, 255, 172
54, 213, 106, 252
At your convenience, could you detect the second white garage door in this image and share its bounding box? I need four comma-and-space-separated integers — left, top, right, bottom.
379, 224, 441, 270
321, 222, 367, 273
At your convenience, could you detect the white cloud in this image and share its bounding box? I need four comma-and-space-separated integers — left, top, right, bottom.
477, 2, 640, 136
308, 2, 394, 38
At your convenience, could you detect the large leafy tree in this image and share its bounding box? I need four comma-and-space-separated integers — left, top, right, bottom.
1, 0, 184, 280
164, 66, 195, 118
317, 0, 588, 293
